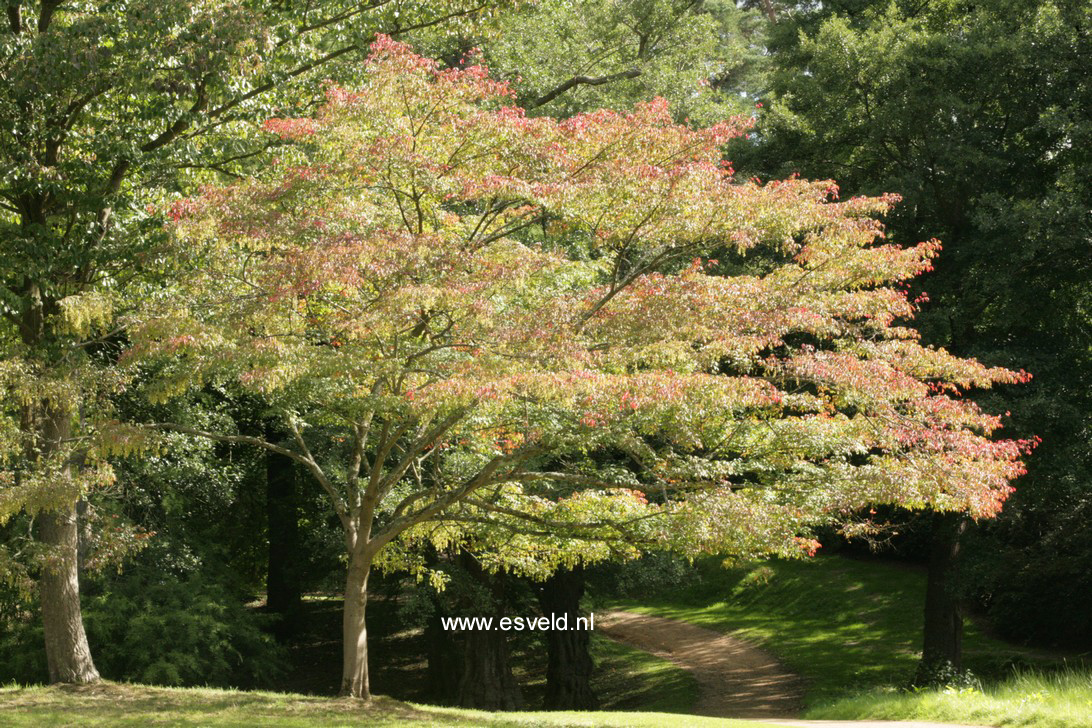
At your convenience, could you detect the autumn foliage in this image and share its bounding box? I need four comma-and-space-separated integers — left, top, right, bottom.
126, 36, 1033, 697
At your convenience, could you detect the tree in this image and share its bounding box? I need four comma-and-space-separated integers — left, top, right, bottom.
0, 0, 508, 683
537, 565, 597, 709
451, 0, 768, 121
124, 36, 1032, 698
737, 0, 1089, 656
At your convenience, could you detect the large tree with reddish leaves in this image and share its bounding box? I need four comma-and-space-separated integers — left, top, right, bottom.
124, 37, 1032, 699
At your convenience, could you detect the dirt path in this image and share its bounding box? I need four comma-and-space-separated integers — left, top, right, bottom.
597, 610, 805, 719
597, 610, 993, 728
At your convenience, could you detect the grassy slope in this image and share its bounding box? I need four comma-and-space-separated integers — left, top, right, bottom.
608, 554, 1091, 726
610, 555, 1056, 701
591, 634, 699, 713
0, 683, 787, 728
808, 669, 1092, 728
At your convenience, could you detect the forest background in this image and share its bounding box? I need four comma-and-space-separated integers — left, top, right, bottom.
0, 0, 1087, 712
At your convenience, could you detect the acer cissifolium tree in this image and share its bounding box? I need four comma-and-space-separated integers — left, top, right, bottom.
120, 37, 1033, 699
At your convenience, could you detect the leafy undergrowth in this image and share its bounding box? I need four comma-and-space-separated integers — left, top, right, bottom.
608, 555, 1084, 705
0, 682, 786, 727
809, 668, 1092, 728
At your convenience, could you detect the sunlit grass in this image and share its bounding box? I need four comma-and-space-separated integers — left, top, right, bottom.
809, 666, 1092, 728
606, 555, 1091, 726
591, 635, 699, 713
608, 555, 1078, 701
0, 682, 788, 727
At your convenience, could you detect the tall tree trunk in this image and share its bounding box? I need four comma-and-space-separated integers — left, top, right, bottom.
265, 443, 301, 625
456, 551, 523, 710
38, 408, 100, 684
423, 547, 461, 702
457, 627, 523, 710
917, 511, 969, 682
340, 548, 372, 699
538, 566, 598, 710
425, 599, 461, 703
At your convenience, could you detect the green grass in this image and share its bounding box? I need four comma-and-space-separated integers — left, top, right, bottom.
607, 554, 1092, 726
610, 555, 1064, 702
810, 668, 1092, 728
0, 682, 789, 727
590, 634, 698, 713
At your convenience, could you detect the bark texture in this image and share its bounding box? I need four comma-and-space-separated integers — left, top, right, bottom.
340, 550, 372, 698
538, 566, 598, 710
456, 552, 523, 710
457, 627, 523, 710
425, 603, 462, 703
37, 408, 100, 685
918, 512, 969, 681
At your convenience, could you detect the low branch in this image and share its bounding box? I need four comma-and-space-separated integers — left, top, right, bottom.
374, 447, 543, 548
149, 422, 302, 460
462, 497, 657, 545
284, 417, 350, 524
150, 421, 349, 524
528, 68, 641, 109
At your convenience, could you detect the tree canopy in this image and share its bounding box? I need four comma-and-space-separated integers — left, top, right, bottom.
120, 36, 1034, 698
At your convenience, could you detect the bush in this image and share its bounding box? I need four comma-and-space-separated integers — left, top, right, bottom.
83, 566, 285, 687
0, 565, 285, 688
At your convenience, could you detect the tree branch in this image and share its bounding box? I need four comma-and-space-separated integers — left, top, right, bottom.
375, 447, 543, 548
284, 416, 351, 524
141, 76, 210, 153
376, 408, 470, 498
528, 69, 641, 109
150, 421, 349, 525
37, 0, 59, 33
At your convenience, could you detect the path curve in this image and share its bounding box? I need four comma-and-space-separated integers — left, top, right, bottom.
597, 610, 994, 728
597, 610, 805, 719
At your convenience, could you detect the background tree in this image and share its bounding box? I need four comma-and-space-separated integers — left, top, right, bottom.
735, 0, 1090, 661
452, 0, 768, 121
124, 36, 1032, 699
0, 0, 508, 684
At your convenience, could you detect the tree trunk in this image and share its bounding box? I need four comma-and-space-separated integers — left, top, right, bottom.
37, 406, 100, 685
917, 511, 969, 682
340, 548, 372, 699
457, 627, 523, 710
456, 551, 522, 710
425, 603, 461, 703
265, 445, 301, 625
538, 566, 598, 710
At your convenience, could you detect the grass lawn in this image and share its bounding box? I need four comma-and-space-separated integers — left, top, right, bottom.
810, 668, 1092, 728
0, 682, 789, 727
606, 554, 1091, 726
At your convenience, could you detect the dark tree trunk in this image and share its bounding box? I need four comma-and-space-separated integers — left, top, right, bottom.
37, 407, 99, 684
425, 603, 461, 703
538, 566, 598, 710
265, 443, 301, 625
917, 512, 969, 682
455, 551, 522, 710
457, 627, 523, 710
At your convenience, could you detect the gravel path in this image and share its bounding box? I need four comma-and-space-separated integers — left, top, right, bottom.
597, 610, 993, 728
